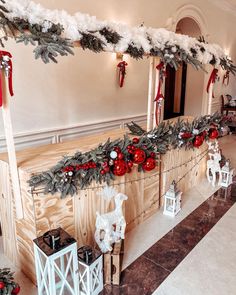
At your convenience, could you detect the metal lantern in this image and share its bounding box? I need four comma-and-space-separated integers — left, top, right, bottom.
78, 246, 103, 295
163, 181, 182, 217
33, 227, 79, 295
220, 161, 234, 188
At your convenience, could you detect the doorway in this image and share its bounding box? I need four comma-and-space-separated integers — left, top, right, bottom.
164, 63, 187, 119
164, 17, 204, 120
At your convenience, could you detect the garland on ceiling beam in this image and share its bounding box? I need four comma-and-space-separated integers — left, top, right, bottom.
29, 113, 224, 198
0, 0, 235, 73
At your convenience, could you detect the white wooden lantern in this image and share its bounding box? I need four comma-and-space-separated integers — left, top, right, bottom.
220, 161, 234, 188
163, 181, 182, 217
33, 227, 79, 295
78, 246, 103, 295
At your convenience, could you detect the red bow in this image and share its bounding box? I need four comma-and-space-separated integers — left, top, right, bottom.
117, 61, 128, 87
154, 62, 166, 125
206, 68, 218, 98
0, 50, 14, 107
223, 70, 229, 86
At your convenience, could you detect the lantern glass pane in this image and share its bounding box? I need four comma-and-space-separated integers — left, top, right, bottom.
166, 198, 174, 212
222, 172, 228, 183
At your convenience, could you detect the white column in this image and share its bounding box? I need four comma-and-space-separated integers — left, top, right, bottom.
147, 57, 155, 131
153, 58, 160, 128
1, 70, 23, 219
208, 81, 213, 115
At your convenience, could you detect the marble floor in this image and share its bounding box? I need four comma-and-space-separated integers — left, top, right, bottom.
0, 135, 235, 295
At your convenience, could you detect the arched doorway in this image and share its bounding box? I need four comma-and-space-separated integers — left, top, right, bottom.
164, 17, 205, 119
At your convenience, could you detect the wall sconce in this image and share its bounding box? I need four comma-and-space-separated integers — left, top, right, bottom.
116, 52, 124, 60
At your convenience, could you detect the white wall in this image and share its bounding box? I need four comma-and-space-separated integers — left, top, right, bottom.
1, 0, 236, 141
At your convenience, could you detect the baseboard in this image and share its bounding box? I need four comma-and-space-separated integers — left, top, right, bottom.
0, 114, 147, 152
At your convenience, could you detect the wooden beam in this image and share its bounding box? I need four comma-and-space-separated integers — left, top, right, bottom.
1, 70, 23, 219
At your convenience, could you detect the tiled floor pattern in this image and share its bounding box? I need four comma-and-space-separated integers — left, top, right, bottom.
101, 184, 236, 295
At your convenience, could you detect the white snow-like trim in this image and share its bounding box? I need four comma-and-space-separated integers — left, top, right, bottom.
4, 0, 229, 65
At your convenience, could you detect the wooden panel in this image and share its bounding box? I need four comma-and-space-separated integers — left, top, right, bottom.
0, 160, 18, 264
75, 184, 116, 247
74, 165, 160, 245
16, 219, 37, 284
33, 192, 75, 238
161, 143, 207, 205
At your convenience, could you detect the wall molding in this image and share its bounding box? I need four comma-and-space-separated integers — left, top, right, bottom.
0, 114, 147, 152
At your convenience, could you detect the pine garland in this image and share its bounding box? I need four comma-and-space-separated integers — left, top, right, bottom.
0, 3, 74, 63
29, 113, 224, 198
0, 0, 235, 73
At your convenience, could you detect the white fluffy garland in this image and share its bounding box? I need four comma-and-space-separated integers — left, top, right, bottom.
4, 0, 229, 66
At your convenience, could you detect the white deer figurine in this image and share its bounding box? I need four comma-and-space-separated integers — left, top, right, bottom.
206, 140, 222, 186
95, 192, 128, 253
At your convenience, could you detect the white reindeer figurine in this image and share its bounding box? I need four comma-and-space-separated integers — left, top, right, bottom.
206, 140, 222, 186
95, 191, 128, 253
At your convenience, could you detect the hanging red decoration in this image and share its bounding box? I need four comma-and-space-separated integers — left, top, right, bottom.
142, 157, 156, 171
113, 159, 128, 176
206, 68, 218, 98
193, 135, 204, 148
0, 51, 14, 107
223, 70, 230, 86
208, 128, 219, 139
117, 61, 128, 87
133, 148, 146, 164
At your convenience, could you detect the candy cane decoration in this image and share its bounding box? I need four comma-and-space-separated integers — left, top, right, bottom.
117, 61, 128, 87
206, 68, 218, 98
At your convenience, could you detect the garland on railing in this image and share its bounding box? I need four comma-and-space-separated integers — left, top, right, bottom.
29, 113, 224, 198
0, 0, 235, 73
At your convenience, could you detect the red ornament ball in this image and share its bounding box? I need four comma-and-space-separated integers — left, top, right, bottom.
11, 286, 20, 295
118, 153, 124, 160
193, 135, 204, 148
127, 145, 136, 154
133, 149, 146, 164
0, 282, 5, 289
114, 147, 121, 153
181, 132, 192, 139
100, 169, 106, 175
150, 152, 156, 158
127, 161, 133, 168
142, 158, 156, 171
132, 137, 140, 144
209, 128, 219, 139
113, 160, 127, 176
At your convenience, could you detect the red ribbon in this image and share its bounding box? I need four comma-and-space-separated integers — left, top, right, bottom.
223, 70, 229, 86
0, 51, 14, 107
154, 62, 166, 125
206, 68, 218, 98
117, 61, 128, 87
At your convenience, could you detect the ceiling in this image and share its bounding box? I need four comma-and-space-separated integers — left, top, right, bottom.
208, 0, 236, 16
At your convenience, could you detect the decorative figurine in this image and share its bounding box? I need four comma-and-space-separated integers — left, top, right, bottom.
94, 191, 128, 253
